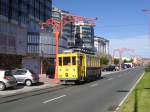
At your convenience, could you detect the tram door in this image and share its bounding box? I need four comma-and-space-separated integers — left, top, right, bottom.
78, 55, 85, 78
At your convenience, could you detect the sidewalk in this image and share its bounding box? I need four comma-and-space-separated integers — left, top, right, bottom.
0, 74, 59, 97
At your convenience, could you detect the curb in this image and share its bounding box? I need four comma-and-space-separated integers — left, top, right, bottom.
0, 84, 67, 104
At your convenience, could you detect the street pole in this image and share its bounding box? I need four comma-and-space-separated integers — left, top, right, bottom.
119, 50, 122, 71
54, 31, 60, 83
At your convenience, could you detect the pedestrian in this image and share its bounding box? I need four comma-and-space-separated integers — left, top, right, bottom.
46, 69, 50, 79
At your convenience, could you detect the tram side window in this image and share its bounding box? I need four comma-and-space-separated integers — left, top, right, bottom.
63, 57, 71, 65
59, 57, 62, 66
72, 56, 76, 65
87, 57, 90, 67
78, 56, 82, 65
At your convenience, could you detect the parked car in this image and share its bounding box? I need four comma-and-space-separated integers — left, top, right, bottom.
122, 64, 131, 69
12, 69, 39, 86
103, 65, 116, 71
0, 70, 17, 91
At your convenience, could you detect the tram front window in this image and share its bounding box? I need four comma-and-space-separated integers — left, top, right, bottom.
63, 57, 71, 66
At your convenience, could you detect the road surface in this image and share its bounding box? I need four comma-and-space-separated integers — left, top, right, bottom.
0, 67, 144, 112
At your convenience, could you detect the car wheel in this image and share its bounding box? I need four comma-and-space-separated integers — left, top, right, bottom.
0, 82, 6, 91
25, 80, 32, 86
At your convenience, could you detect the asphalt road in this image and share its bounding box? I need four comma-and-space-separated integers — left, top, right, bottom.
0, 66, 144, 112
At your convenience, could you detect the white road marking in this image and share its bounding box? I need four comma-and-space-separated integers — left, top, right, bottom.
114, 72, 145, 112
43, 95, 67, 104
107, 78, 113, 80
90, 83, 99, 87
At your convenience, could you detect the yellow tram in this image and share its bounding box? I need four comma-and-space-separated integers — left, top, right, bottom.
58, 49, 101, 83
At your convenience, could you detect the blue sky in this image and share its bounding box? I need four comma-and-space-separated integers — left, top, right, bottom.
53, 0, 150, 58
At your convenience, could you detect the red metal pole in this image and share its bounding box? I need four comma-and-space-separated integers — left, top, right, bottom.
119, 50, 122, 71
112, 50, 116, 64
54, 30, 60, 83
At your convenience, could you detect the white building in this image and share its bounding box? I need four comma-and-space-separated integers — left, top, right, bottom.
94, 36, 109, 55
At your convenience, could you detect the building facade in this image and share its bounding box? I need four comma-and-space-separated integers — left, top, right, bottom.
52, 7, 95, 50
75, 23, 94, 49
52, 7, 68, 53
52, 7, 75, 48
94, 36, 109, 55
0, 0, 56, 74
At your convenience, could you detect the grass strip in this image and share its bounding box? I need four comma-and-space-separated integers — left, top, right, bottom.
119, 71, 150, 112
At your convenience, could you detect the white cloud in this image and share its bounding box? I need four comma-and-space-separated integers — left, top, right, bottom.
109, 35, 150, 58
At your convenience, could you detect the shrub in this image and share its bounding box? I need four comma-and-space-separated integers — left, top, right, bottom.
145, 65, 150, 72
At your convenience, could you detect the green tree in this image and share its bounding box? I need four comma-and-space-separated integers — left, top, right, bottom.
129, 58, 133, 63
124, 58, 133, 63
124, 59, 128, 63
100, 57, 109, 66
114, 58, 119, 65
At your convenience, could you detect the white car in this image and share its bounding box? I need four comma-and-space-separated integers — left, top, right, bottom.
12, 69, 39, 86
0, 70, 17, 91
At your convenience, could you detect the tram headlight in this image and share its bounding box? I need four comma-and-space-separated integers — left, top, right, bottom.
65, 73, 68, 77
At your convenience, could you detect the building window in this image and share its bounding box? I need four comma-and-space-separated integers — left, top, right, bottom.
28, 34, 39, 44
12, 0, 18, 9
35, 9, 40, 19
11, 8, 18, 21
27, 45, 39, 53
35, 0, 39, 10
0, 1, 9, 17
19, 13, 27, 24
27, 34, 40, 54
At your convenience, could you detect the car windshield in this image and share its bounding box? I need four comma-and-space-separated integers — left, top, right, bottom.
5, 70, 13, 76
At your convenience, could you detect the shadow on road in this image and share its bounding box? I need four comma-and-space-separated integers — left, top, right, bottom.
5, 84, 24, 90
33, 82, 44, 86
117, 90, 129, 93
